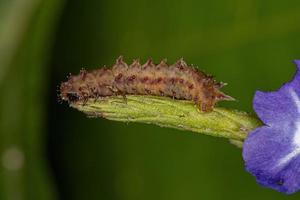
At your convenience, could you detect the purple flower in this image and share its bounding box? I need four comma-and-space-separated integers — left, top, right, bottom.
243, 60, 300, 194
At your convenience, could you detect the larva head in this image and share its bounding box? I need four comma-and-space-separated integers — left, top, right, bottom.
59, 71, 90, 103
60, 81, 80, 102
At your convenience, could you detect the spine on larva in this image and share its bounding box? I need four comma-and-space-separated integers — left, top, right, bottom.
59, 56, 233, 112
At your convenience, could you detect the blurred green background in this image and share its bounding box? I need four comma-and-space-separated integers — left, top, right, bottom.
1, 0, 300, 199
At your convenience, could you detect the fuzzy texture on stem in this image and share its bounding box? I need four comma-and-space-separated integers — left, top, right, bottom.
70, 95, 261, 142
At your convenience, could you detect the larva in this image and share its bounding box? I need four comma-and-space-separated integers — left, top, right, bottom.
60, 56, 233, 112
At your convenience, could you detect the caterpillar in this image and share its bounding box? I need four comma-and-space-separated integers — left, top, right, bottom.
59, 56, 233, 112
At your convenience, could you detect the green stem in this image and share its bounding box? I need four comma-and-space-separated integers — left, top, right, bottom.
70, 95, 262, 142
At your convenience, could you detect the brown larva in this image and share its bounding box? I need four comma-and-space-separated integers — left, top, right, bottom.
59, 56, 233, 112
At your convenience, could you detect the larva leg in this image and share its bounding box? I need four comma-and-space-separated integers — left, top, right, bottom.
94, 93, 100, 102
82, 96, 89, 106
107, 85, 118, 94
199, 102, 213, 112
114, 90, 127, 103
106, 85, 127, 103
91, 87, 100, 102
121, 93, 127, 104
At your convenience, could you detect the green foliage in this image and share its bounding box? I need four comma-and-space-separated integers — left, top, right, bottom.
0, 0, 64, 199
2, 0, 300, 199
51, 1, 300, 199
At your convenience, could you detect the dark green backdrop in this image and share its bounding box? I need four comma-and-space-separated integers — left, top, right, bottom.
1, 0, 300, 199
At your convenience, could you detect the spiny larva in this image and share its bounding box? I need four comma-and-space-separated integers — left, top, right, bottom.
59, 56, 233, 111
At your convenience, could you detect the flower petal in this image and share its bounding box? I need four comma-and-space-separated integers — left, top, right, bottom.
253, 60, 300, 125
243, 60, 300, 194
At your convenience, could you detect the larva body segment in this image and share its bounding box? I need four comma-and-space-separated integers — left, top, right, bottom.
60, 56, 233, 112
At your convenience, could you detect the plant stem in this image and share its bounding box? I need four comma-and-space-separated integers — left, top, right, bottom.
70, 95, 262, 142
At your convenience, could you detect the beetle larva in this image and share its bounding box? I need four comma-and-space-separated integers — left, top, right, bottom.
59, 56, 233, 111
